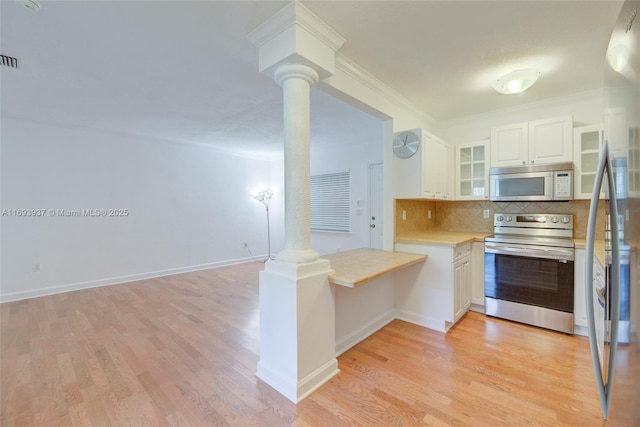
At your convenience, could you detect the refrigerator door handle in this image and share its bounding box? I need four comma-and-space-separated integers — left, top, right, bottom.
585, 140, 621, 420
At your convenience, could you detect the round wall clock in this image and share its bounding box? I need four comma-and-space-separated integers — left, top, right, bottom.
393, 130, 420, 159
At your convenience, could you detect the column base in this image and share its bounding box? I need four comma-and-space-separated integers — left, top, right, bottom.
275, 248, 320, 264
256, 258, 339, 403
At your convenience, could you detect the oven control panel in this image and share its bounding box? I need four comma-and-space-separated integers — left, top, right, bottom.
494, 213, 573, 229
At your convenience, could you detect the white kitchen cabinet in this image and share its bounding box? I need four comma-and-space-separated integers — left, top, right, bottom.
443, 142, 454, 200
453, 253, 471, 322
456, 140, 490, 200
394, 129, 453, 200
604, 108, 628, 159
490, 122, 529, 167
573, 125, 604, 199
574, 248, 588, 336
423, 133, 453, 200
394, 242, 471, 332
593, 258, 606, 342
470, 241, 485, 311
574, 249, 608, 337
490, 116, 573, 167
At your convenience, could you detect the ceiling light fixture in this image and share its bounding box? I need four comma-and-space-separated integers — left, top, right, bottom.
491, 69, 541, 94
20, 0, 42, 12
608, 44, 630, 73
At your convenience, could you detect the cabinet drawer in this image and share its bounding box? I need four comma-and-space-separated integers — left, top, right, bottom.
454, 243, 471, 262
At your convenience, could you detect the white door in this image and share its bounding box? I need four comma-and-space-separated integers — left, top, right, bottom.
369, 163, 383, 249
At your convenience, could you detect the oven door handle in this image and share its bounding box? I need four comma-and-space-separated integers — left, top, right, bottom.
484, 243, 574, 261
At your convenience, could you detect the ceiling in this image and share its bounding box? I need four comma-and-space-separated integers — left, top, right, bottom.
0, 1, 624, 157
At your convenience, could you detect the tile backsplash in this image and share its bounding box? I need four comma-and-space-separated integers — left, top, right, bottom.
395, 199, 605, 240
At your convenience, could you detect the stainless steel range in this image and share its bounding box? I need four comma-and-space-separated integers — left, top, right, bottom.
484, 213, 575, 334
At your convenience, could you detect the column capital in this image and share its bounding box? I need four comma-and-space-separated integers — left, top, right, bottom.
248, 1, 345, 81
274, 63, 319, 88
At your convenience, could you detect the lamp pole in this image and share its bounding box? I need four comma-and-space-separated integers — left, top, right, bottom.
254, 190, 273, 261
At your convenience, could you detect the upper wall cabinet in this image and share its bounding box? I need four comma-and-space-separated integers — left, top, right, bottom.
573, 124, 604, 199
455, 140, 490, 200
490, 116, 573, 167
604, 108, 628, 159
393, 128, 453, 200
604, 108, 640, 197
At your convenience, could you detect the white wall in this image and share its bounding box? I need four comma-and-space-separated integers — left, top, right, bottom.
310, 137, 383, 255
1, 118, 276, 302
320, 57, 440, 252
435, 89, 604, 144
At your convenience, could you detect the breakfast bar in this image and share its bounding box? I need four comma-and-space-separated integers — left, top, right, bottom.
322, 248, 427, 288
321, 248, 427, 355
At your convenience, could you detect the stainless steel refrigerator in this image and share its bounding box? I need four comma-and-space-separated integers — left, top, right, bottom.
585, 0, 640, 423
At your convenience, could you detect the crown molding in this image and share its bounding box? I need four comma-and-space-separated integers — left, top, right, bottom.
437, 88, 605, 129
333, 53, 435, 127
248, 2, 345, 53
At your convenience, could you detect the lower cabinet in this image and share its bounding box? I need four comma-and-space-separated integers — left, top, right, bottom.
470, 242, 485, 311
453, 254, 471, 321
574, 248, 588, 335
395, 242, 472, 332
574, 248, 607, 337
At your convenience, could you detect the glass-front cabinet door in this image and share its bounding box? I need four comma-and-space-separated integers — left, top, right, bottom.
574, 124, 604, 199
456, 140, 489, 200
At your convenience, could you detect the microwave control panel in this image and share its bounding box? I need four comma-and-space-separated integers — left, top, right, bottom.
554, 170, 573, 199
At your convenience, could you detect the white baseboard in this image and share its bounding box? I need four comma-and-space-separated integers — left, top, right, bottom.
335, 309, 396, 356
573, 324, 589, 337
395, 309, 447, 333
256, 360, 297, 403
469, 303, 485, 313
0, 255, 264, 303
296, 359, 340, 402
256, 358, 340, 403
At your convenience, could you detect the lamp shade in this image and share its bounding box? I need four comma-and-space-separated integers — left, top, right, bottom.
491, 69, 540, 94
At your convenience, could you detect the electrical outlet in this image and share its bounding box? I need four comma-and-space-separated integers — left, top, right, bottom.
483, 209, 490, 219
33, 263, 40, 272
402, 210, 407, 220
428, 210, 432, 220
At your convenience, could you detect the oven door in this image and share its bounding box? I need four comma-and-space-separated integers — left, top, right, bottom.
484, 242, 575, 313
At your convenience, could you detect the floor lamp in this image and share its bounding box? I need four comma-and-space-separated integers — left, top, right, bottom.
254, 190, 273, 261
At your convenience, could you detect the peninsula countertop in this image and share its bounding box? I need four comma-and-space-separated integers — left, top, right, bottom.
574, 238, 607, 266
395, 231, 490, 247
322, 248, 427, 288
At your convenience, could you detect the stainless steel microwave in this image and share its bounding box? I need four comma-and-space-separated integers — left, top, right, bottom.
489, 162, 573, 201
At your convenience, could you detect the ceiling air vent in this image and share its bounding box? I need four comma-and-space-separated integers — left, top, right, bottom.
1, 54, 19, 69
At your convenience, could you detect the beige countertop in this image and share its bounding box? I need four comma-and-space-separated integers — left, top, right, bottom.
322, 248, 427, 288
574, 238, 607, 266
395, 231, 490, 247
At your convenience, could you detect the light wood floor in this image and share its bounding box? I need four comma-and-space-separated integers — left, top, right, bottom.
0, 261, 621, 426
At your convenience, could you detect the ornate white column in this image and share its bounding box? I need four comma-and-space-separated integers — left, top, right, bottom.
248, 2, 345, 403
274, 63, 319, 263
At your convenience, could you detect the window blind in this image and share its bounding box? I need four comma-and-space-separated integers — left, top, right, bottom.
310, 171, 350, 233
